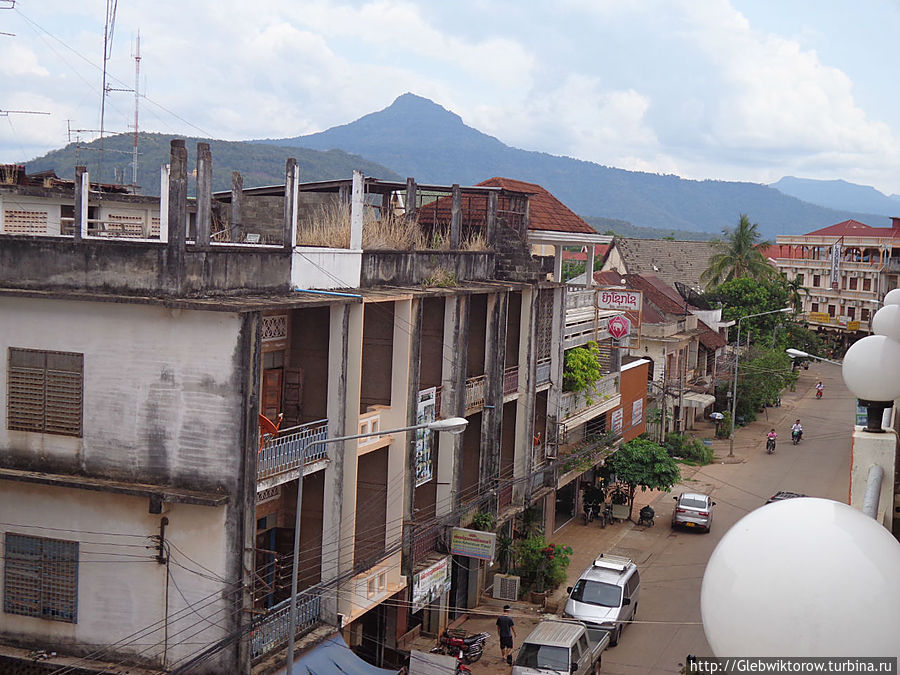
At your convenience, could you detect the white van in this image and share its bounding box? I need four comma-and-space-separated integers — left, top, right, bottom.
561, 554, 640, 646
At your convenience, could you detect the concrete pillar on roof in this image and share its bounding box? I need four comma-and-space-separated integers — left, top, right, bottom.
166, 139, 188, 293
586, 245, 596, 284
450, 184, 462, 249
231, 171, 243, 243
516, 286, 540, 506
73, 165, 87, 242
195, 143, 212, 249
159, 164, 169, 243
283, 158, 298, 250
405, 178, 417, 226
350, 170, 364, 251
486, 191, 498, 246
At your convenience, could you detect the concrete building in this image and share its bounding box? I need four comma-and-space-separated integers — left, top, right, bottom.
0, 142, 637, 673
599, 237, 718, 291
770, 219, 900, 348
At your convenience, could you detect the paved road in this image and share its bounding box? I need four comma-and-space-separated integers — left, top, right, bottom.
601, 364, 854, 675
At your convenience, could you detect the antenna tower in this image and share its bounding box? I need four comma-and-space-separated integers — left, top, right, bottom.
131, 33, 140, 192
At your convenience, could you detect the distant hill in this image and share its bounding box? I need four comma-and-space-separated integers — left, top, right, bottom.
256, 93, 888, 238
584, 217, 714, 241
770, 176, 900, 218
23, 132, 400, 196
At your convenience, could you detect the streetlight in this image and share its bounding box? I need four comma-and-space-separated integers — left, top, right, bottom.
784, 348, 843, 367
728, 307, 793, 457
284, 416, 468, 675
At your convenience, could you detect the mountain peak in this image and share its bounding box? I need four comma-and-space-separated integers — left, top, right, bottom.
380, 93, 463, 126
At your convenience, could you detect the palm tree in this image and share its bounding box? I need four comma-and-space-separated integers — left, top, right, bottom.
700, 214, 775, 289
782, 273, 810, 312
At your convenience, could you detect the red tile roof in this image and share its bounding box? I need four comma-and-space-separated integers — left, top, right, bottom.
561, 244, 611, 261
698, 320, 726, 349
478, 177, 596, 234
806, 219, 900, 238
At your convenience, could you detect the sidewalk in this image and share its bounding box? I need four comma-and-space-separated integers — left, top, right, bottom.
445, 368, 825, 673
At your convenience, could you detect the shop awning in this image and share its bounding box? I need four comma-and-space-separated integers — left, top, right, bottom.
682, 392, 716, 409
272, 633, 401, 675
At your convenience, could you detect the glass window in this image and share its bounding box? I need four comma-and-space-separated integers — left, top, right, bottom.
863, 278, 872, 291
515, 644, 569, 670
813, 275, 821, 287
849, 277, 858, 290
570, 579, 622, 607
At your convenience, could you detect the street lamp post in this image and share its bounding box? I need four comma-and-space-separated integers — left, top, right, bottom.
785, 348, 843, 367
728, 308, 793, 457
284, 416, 468, 675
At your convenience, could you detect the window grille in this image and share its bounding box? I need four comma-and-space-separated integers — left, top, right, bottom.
536, 289, 554, 361
8, 348, 83, 436
3, 209, 49, 235
4, 533, 78, 623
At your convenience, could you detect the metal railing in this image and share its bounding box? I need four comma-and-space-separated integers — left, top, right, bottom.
504, 366, 519, 396
250, 586, 323, 661
536, 359, 551, 385
257, 419, 328, 481
465, 375, 485, 412
559, 372, 619, 420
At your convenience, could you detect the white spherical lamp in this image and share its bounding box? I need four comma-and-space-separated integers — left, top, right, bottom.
871, 304, 900, 341
883, 288, 900, 306
841, 334, 900, 431
701, 498, 900, 657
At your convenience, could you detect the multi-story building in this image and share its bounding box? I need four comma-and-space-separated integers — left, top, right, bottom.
771, 218, 900, 348
0, 141, 639, 673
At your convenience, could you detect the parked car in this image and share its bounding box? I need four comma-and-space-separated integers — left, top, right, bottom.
765, 490, 807, 504
562, 554, 639, 646
512, 619, 609, 675
671, 492, 716, 533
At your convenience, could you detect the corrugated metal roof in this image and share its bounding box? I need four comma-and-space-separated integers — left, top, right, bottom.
522, 620, 585, 648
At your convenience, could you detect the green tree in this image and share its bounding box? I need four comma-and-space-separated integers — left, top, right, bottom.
782, 273, 810, 313
563, 341, 603, 395
718, 346, 797, 424
604, 438, 680, 520
708, 277, 793, 345
700, 214, 775, 289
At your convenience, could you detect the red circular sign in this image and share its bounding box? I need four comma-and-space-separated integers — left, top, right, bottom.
608, 315, 631, 340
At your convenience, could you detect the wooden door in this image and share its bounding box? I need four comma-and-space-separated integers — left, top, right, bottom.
262, 368, 283, 421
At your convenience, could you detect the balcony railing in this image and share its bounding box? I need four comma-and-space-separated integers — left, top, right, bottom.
250, 586, 322, 661
465, 375, 485, 412
559, 372, 619, 421
504, 366, 519, 396
257, 419, 328, 482
536, 359, 551, 385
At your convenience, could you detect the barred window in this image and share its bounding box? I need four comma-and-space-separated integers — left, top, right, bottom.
4, 533, 79, 623
8, 348, 83, 437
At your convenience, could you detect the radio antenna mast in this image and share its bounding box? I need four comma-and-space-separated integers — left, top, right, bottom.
131, 32, 140, 192
98, 0, 118, 186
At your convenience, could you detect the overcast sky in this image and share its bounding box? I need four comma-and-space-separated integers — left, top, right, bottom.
2, 0, 899, 195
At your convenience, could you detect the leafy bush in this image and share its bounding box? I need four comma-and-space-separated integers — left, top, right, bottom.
663, 433, 714, 465
563, 341, 602, 394
715, 411, 732, 439
513, 536, 573, 594
471, 511, 495, 532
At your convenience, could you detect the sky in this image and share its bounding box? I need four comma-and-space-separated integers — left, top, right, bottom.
2, 0, 900, 195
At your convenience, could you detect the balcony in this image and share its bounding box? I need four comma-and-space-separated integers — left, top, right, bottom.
504, 366, 519, 398
257, 419, 328, 491
563, 287, 618, 349
559, 371, 621, 425
250, 586, 322, 662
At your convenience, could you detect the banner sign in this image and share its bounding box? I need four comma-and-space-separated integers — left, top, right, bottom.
847, 321, 860, 332
830, 243, 841, 290
415, 387, 437, 487
632, 399, 643, 427
450, 528, 496, 561
412, 556, 451, 612
597, 289, 642, 311
808, 312, 831, 324
611, 408, 624, 433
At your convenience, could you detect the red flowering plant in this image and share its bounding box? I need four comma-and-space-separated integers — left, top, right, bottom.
514, 537, 573, 593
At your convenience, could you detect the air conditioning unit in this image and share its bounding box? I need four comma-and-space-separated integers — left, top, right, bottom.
493, 574, 520, 602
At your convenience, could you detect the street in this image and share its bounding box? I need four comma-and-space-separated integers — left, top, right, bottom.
462, 363, 854, 674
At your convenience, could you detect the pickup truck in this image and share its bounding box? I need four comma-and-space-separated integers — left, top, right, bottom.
512, 619, 609, 675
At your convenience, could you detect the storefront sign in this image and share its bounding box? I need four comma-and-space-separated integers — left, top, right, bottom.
808, 312, 831, 324
611, 408, 624, 433
412, 556, 451, 612
415, 387, 437, 487
632, 399, 643, 427
847, 321, 860, 332
598, 289, 642, 311
450, 527, 496, 561
830, 242, 841, 290
608, 315, 631, 340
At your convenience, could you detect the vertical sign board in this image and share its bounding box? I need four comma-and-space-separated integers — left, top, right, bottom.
632, 399, 643, 427
450, 528, 496, 561
415, 387, 437, 487
830, 242, 841, 290
412, 556, 451, 612
597, 288, 643, 349
611, 408, 624, 434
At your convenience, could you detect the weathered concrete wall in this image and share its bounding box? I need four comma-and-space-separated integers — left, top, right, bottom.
360, 251, 494, 287
0, 296, 247, 493
0, 236, 291, 296
0, 482, 235, 673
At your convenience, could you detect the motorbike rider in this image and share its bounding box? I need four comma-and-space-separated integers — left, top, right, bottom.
766, 428, 778, 452
791, 419, 803, 442
815, 381, 824, 398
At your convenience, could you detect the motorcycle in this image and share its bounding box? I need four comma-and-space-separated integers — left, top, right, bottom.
766, 438, 776, 454
597, 503, 612, 528
431, 629, 489, 664
638, 505, 655, 527
815, 388, 823, 399
583, 500, 598, 525
792, 429, 802, 445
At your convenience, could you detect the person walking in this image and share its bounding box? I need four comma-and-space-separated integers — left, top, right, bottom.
496, 605, 516, 665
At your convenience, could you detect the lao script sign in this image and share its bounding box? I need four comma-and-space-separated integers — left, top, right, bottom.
597, 288, 642, 312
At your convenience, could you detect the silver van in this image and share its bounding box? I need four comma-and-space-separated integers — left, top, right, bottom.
562, 554, 640, 646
